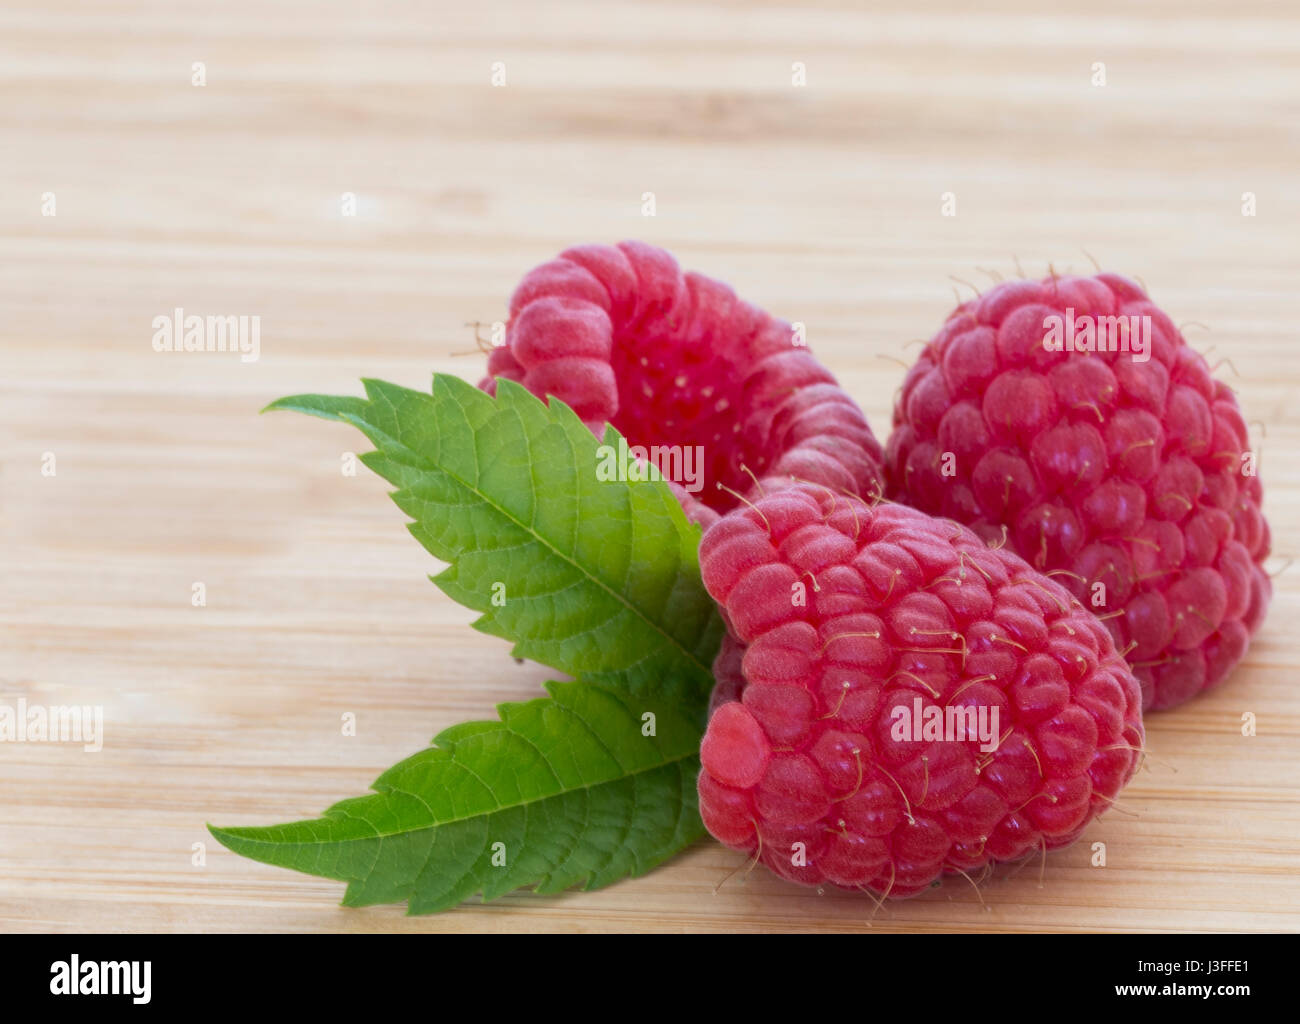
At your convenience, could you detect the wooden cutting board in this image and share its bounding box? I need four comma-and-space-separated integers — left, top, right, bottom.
2, 0, 1297, 933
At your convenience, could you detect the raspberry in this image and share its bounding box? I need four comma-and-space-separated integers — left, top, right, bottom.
697, 484, 1144, 898
885, 273, 1270, 710
480, 241, 884, 526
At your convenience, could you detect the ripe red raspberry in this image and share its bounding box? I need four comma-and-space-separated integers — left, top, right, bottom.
480, 241, 884, 526
885, 273, 1270, 710
697, 484, 1144, 898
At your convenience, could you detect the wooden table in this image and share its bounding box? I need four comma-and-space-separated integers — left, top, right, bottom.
2, 0, 1297, 933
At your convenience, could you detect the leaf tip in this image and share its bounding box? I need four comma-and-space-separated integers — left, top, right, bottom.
206, 823, 238, 848
260, 396, 294, 415
207, 822, 273, 859
260, 392, 370, 422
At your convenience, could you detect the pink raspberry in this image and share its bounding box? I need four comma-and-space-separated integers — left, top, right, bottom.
697, 484, 1144, 898
885, 273, 1270, 710
480, 241, 884, 526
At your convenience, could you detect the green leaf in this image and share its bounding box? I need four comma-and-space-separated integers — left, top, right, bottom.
263, 392, 369, 420
209, 681, 706, 914
267, 375, 722, 707
221, 374, 727, 912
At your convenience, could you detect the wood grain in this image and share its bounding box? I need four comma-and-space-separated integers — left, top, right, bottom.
2, 0, 1298, 933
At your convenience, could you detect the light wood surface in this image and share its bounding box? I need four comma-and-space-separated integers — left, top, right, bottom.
2, 0, 1298, 933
